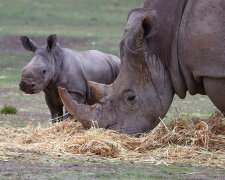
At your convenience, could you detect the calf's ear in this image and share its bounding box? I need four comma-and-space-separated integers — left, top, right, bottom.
20, 36, 39, 52
140, 10, 157, 39
47, 34, 57, 52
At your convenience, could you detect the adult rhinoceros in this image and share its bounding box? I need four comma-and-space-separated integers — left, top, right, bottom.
58, 0, 225, 135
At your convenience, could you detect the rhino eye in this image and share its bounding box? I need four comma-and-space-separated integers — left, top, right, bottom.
42, 69, 46, 74
124, 90, 136, 104
127, 95, 136, 101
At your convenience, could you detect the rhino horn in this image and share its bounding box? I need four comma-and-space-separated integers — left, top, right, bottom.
88, 81, 111, 102
58, 87, 100, 129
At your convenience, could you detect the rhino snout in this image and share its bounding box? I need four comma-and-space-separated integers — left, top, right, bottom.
19, 81, 37, 94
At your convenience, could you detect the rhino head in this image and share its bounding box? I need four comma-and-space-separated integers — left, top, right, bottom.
59, 9, 175, 135
19, 35, 61, 94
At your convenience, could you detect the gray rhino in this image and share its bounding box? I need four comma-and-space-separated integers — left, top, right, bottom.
19, 35, 120, 122
59, 0, 225, 135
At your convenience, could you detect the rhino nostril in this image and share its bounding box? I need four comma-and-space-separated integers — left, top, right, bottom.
31, 83, 36, 88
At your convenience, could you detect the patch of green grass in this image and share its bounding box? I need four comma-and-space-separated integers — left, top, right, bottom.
165, 93, 216, 121
0, 0, 142, 40
0, 51, 29, 68
93, 169, 160, 180
0, 104, 17, 115
0, 71, 20, 87
159, 165, 225, 180
0, 51, 29, 86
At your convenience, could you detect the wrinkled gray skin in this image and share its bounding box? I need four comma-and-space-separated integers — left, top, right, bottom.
19, 35, 120, 122
59, 0, 225, 135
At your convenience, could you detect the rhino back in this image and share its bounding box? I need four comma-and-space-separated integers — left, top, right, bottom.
58, 49, 120, 104
79, 50, 120, 84
58, 48, 87, 96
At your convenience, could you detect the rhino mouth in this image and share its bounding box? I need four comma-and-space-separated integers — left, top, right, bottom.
25, 89, 40, 94
20, 88, 41, 94
19, 82, 41, 94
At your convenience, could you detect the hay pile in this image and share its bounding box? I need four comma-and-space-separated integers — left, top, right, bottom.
0, 113, 224, 167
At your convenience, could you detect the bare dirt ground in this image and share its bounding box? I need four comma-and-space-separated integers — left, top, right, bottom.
0, 158, 224, 180
0, 35, 89, 51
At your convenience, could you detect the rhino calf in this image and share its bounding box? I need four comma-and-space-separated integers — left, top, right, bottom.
19, 34, 120, 122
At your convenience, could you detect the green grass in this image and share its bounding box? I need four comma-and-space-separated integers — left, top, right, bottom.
92, 169, 159, 180
165, 93, 216, 121
0, 0, 143, 53
0, 51, 30, 86
0, 104, 17, 114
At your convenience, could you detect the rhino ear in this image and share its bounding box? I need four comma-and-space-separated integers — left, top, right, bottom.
140, 10, 157, 39
47, 34, 57, 52
20, 36, 38, 52
88, 81, 111, 103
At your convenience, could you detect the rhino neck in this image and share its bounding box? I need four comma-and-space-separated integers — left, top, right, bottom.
144, 0, 188, 98
44, 84, 61, 106
49, 46, 65, 84
44, 48, 64, 103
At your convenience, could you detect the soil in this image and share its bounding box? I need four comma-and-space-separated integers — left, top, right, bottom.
0, 158, 224, 180
0, 35, 89, 51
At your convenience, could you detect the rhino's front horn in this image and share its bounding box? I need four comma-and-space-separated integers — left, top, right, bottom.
58, 87, 100, 129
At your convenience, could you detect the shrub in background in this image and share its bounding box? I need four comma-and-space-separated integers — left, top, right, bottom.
0, 105, 17, 115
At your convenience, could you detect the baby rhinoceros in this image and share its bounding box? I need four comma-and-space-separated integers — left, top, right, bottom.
19, 34, 120, 123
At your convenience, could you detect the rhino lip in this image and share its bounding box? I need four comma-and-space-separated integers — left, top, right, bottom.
26, 90, 37, 94
20, 87, 40, 94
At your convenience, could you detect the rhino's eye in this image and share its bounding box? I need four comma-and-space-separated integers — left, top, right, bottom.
127, 95, 136, 101
42, 69, 46, 74
124, 90, 136, 104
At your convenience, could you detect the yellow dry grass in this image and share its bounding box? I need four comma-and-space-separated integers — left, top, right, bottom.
0, 113, 224, 167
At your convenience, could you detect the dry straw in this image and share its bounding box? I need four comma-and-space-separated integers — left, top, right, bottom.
0, 113, 224, 167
